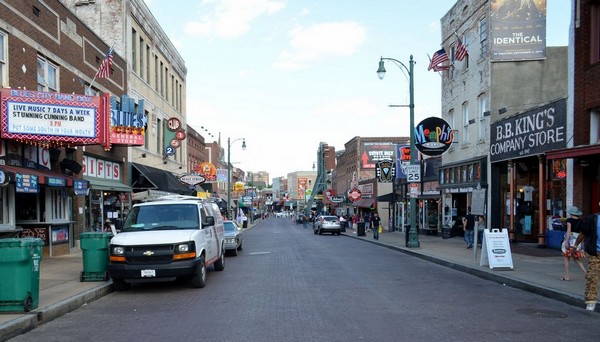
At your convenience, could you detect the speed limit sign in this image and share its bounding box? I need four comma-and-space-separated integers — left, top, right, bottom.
405, 164, 421, 183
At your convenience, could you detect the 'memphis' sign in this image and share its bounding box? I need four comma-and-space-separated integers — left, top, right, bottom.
489, 98, 566, 163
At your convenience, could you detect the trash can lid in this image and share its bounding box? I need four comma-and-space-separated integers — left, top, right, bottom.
0, 238, 43, 247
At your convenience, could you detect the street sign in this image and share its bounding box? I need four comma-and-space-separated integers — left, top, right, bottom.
405, 164, 421, 182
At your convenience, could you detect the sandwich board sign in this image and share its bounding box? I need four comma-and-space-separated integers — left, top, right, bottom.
480, 228, 514, 269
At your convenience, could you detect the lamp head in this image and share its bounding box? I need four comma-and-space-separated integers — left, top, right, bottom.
377, 58, 386, 80
242, 139, 247, 150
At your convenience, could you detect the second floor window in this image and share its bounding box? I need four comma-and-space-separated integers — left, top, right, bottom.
37, 56, 58, 92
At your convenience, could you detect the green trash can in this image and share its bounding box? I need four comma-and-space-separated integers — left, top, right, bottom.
80, 232, 112, 282
0, 238, 43, 312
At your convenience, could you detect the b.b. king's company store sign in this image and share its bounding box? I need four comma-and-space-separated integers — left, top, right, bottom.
489, 98, 566, 162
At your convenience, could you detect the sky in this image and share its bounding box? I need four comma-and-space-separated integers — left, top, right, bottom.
143, 0, 570, 183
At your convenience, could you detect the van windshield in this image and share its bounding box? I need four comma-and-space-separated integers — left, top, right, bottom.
122, 204, 199, 231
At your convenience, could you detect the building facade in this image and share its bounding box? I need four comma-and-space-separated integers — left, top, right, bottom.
440, 0, 568, 244
0, 0, 128, 255
63, 0, 191, 207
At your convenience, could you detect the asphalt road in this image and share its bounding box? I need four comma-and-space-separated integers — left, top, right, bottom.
9, 217, 600, 341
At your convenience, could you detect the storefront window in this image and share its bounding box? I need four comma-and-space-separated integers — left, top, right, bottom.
0, 186, 14, 226
16, 192, 40, 222
46, 188, 70, 221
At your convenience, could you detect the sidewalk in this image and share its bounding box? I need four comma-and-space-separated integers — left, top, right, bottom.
0, 224, 593, 341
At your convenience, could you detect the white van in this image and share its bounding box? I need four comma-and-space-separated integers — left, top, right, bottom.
108, 195, 225, 291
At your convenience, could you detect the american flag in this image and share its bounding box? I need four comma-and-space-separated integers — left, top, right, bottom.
455, 37, 469, 62
95, 46, 113, 78
427, 48, 449, 71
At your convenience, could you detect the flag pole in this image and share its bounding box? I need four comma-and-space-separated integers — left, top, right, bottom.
87, 43, 115, 94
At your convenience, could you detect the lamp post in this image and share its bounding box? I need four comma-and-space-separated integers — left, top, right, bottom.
377, 55, 419, 248
227, 137, 246, 219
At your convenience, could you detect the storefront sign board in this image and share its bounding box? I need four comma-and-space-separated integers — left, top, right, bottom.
480, 229, 514, 269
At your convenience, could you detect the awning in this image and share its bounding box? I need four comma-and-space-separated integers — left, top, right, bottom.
351, 198, 377, 208
85, 177, 132, 192
376, 193, 395, 202
545, 144, 600, 160
0, 165, 74, 186
132, 163, 193, 195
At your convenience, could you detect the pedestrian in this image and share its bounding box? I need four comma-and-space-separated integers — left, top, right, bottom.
352, 214, 358, 234
371, 212, 381, 240
561, 206, 587, 281
462, 208, 476, 249
573, 213, 600, 311
302, 215, 308, 229
364, 212, 371, 232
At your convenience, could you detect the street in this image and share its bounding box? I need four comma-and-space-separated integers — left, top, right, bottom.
9, 218, 600, 342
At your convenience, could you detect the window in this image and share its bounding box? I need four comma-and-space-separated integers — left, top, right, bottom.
477, 94, 488, 140
139, 37, 144, 79
0, 31, 6, 87
160, 61, 164, 96
479, 17, 488, 57
591, 110, 600, 143
0, 186, 14, 228
462, 102, 469, 144
37, 56, 58, 92
132, 29, 137, 74
156, 118, 162, 154
165, 67, 169, 102
146, 45, 151, 81
154, 55, 159, 91
16, 193, 40, 222
463, 34, 470, 68
46, 188, 70, 221
592, 4, 600, 63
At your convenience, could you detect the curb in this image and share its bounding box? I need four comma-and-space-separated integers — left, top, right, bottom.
342, 233, 586, 309
0, 283, 112, 341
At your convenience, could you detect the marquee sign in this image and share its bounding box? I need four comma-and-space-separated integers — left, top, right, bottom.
0, 88, 108, 148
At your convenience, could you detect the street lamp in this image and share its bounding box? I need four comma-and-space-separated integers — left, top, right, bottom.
227, 137, 246, 219
377, 55, 419, 248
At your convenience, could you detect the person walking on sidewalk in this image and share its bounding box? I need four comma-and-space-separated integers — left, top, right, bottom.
303, 215, 308, 229
561, 206, 587, 281
462, 208, 476, 249
574, 213, 600, 311
371, 212, 381, 240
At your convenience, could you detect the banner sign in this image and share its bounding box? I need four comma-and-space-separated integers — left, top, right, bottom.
490, 0, 546, 62
489, 98, 566, 162
376, 160, 395, 182
395, 144, 410, 179
109, 95, 146, 145
16, 173, 38, 193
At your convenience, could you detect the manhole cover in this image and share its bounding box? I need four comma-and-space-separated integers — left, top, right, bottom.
515, 308, 568, 318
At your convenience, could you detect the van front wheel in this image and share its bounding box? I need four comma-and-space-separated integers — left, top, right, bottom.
191, 256, 207, 288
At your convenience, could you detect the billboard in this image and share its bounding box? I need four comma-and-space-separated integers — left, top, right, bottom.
490, 0, 546, 62
360, 142, 396, 169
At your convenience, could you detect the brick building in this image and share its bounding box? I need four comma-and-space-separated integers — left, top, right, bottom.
0, 0, 127, 255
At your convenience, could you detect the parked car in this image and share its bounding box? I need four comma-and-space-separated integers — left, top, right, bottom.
108, 195, 225, 291
223, 220, 244, 256
313, 215, 341, 235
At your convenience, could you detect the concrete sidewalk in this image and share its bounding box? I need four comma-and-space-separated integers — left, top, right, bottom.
0, 223, 595, 340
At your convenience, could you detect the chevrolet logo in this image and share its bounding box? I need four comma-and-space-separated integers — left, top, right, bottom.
143, 251, 155, 256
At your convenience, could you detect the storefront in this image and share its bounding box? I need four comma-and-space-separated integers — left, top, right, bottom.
0, 89, 111, 256
438, 157, 488, 234
489, 99, 567, 244
0, 150, 83, 257
83, 154, 132, 232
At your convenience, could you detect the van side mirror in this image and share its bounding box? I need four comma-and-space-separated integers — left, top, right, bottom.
202, 216, 215, 227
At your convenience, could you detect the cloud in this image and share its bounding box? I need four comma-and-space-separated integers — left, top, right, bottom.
184, 0, 285, 39
274, 22, 367, 70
